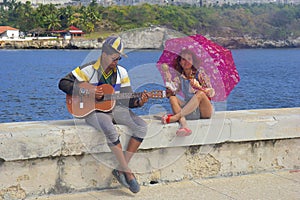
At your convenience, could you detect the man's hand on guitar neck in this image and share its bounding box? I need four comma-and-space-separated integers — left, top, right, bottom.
136, 91, 149, 107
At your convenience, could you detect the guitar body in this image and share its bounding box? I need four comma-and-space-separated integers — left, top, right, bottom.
66, 83, 116, 118
66, 82, 168, 118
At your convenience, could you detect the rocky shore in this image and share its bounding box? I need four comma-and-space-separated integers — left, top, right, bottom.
1, 27, 300, 49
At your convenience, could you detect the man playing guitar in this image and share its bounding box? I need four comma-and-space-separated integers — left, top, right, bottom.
59, 36, 149, 193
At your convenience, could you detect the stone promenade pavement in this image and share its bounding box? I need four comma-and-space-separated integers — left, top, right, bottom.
28, 170, 299, 200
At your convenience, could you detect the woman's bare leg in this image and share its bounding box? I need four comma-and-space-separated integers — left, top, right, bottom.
168, 96, 188, 128
171, 91, 213, 121
183, 91, 213, 118
198, 93, 213, 119
169, 96, 182, 115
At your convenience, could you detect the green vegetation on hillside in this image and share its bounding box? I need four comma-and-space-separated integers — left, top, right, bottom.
1, 1, 299, 40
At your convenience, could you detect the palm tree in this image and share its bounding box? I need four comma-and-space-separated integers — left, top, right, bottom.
32, 3, 62, 31
85, 22, 95, 33
68, 12, 82, 27
59, 5, 75, 29
44, 13, 61, 31
15, 1, 35, 30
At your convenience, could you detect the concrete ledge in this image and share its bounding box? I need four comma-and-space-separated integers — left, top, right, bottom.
0, 108, 299, 199
1, 107, 299, 161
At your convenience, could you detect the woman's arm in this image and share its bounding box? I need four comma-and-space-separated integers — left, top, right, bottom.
194, 69, 215, 98
198, 68, 212, 88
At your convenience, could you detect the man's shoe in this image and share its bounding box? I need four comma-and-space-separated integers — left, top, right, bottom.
112, 169, 130, 188
126, 175, 140, 193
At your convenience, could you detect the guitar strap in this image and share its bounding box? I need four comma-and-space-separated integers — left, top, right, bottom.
114, 66, 122, 93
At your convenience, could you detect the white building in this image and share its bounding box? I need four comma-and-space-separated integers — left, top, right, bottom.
0, 26, 20, 39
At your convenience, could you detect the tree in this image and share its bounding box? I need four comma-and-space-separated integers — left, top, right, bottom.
59, 5, 75, 29
15, 1, 35, 30
44, 13, 61, 31
0, 2, 299, 40
36, 4, 60, 29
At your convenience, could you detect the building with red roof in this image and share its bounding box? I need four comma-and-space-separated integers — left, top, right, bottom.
51, 26, 84, 39
68, 25, 84, 37
0, 26, 20, 39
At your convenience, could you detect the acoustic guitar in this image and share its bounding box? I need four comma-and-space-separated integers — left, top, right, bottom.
66, 82, 168, 118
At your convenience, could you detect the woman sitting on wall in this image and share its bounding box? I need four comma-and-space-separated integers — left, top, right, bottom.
161, 48, 215, 136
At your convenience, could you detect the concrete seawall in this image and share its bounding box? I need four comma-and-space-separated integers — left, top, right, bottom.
0, 107, 299, 199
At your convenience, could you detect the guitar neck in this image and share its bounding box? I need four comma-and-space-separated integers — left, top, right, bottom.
103, 91, 166, 101
103, 92, 141, 101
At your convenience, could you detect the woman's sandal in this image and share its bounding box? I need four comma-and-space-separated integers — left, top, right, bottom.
161, 114, 173, 124
176, 127, 192, 137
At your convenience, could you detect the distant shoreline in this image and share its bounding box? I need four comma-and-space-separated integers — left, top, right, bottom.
1, 37, 300, 50
1, 27, 300, 50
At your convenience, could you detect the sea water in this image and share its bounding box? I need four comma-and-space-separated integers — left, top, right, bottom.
0, 48, 299, 123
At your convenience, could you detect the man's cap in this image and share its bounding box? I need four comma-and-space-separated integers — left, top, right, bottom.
103, 36, 127, 57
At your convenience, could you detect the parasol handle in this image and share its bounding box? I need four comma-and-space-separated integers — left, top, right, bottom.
162, 63, 179, 92
161, 63, 172, 82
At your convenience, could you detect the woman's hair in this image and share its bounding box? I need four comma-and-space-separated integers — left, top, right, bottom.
173, 48, 198, 76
